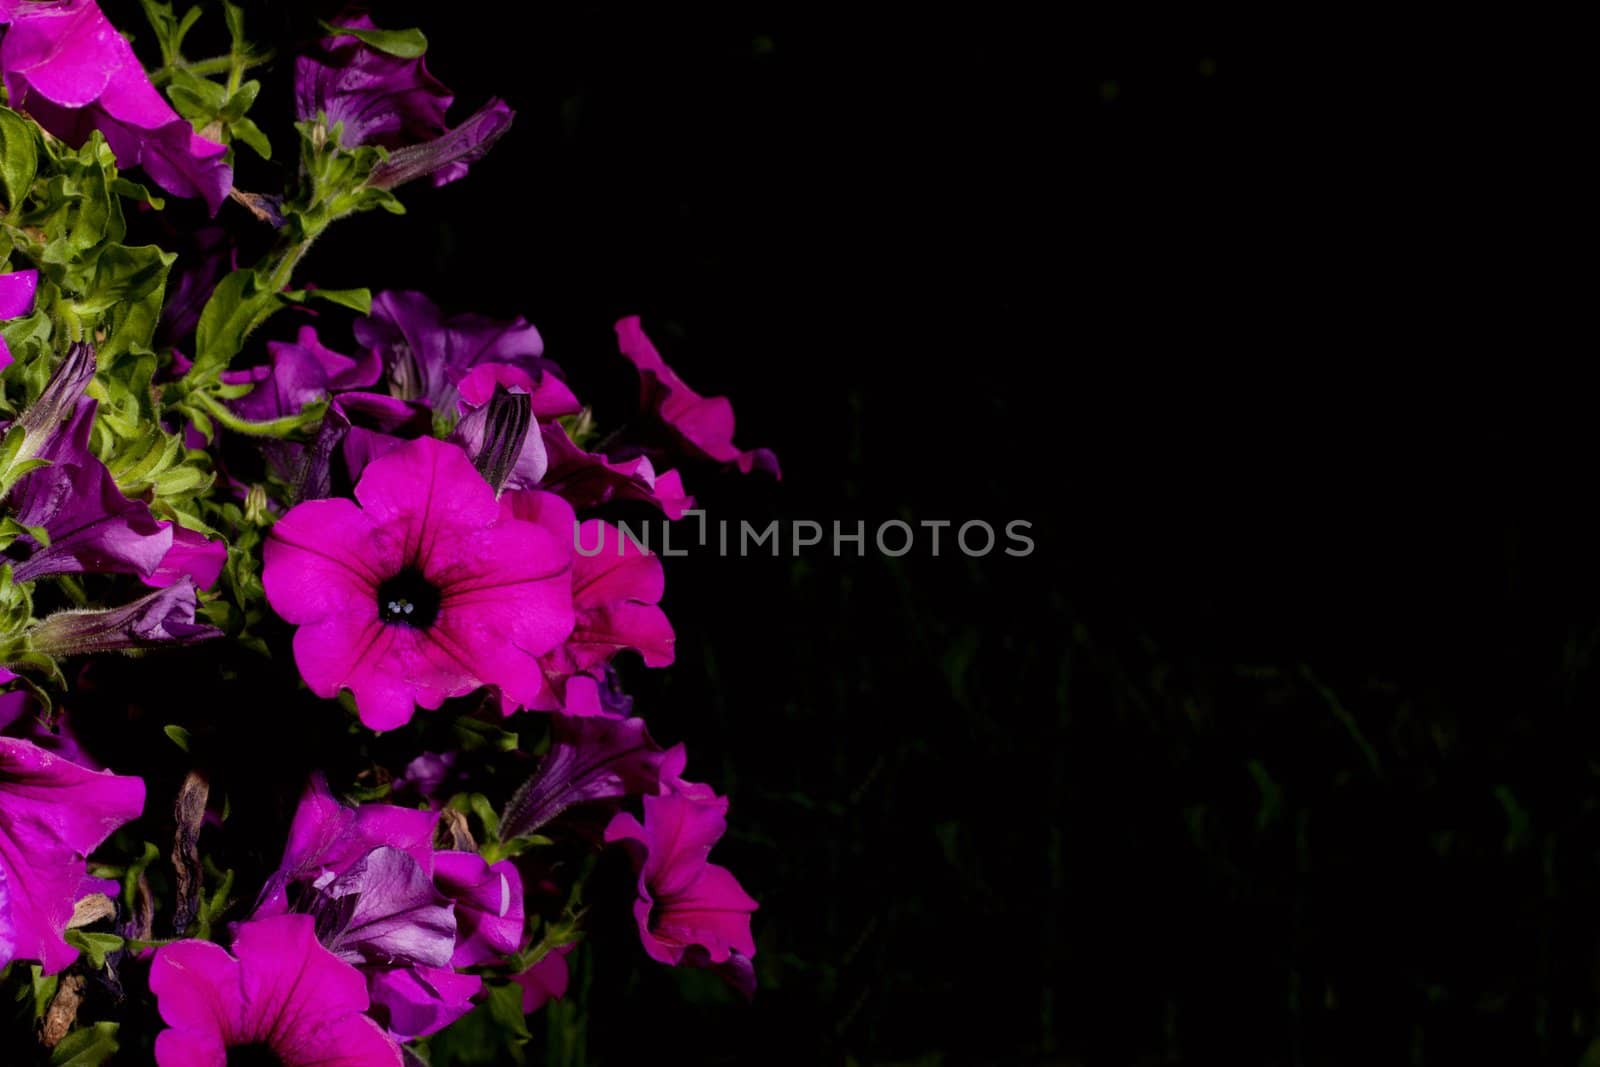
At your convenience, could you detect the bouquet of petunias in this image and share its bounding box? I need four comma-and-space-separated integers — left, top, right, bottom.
0, 3, 775, 1063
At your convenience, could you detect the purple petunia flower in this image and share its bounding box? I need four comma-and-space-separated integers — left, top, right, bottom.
616, 316, 779, 477
352, 290, 545, 413
451, 362, 581, 493
150, 913, 402, 1066
257, 775, 532, 1041
0, 267, 37, 371
0, 736, 144, 974
0, 0, 232, 213
499, 714, 670, 840
7, 345, 172, 583
140, 523, 228, 591
296, 15, 452, 155
225, 325, 381, 423
296, 16, 512, 190
27, 579, 222, 656
605, 770, 758, 984
262, 435, 574, 730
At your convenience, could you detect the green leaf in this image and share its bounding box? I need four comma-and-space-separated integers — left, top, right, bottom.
229, 116, 272, 160
320, 21, 428, 58
0, 105, 39, 214
64, 929, 124, 970
191, 268, 284, 381
29, 965, 57, 1020
283, 286, 372, 314
50, 1021, 121, 1066
164, 724, 193, 752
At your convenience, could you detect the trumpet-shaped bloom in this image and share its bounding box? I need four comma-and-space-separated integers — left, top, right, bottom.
0, 0, 232, 212
615, 317, 779, 477
0, 737, 143, 974
149, 914, 402, 1066
262, 436, 573, 730
256, 776, 515, 1041
352, 290, 545, 413
605, 779, 757, 972
295, 15, 453, 153
296, 16, 511, 188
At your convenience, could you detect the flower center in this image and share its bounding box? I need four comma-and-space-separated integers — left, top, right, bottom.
227, 1043, 285, 1066
377, 567, 441, 628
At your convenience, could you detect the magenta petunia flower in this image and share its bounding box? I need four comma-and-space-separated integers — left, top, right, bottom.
604, 776, 758, 974
496, 504, 674, 715
540, 422, 694, 519
615, 316, 779, 477
511, 943, 573, 1013
352, 290, 545, 413
0, 267, 37, 371
432, 849, 524, 969
141, 524, 227, 591
255, 776, 515, 1041
262, 435, 574, 730
0, 736, 144, 974
0, 0, 232, 213
150, 913, 402, 1066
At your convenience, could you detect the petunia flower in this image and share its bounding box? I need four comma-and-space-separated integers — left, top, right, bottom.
225, 325, 380, 423
0, 736, 144, 974
366, 98, 514, 190
0, 267, 37, 372
295, 15, 452, 155
499, 714, 670, 840
140, 524, 228, 591
540, 422, 694, 519
615, 316, 779, 477
149, 913, 403, 1066
297, 16, 511, 189
255, 773, 436, 918
352, 290, 545, 413
511, 943, 573, 1013
262, 435, 574, 730
7, 393, 171, 582
5, 341, 174, 582
432, 849, 523, 969
26, 579, 222, 656
451, 362, 581, 493
604, 774, 758, 983
255, 776, 506, 1041
0, 0, 232, 213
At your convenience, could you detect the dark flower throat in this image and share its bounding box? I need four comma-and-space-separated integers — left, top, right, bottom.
378, 567, 441, 628
228, 1043, 285, 1066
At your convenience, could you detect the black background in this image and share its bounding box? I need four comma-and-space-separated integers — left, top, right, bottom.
104, 5, 1583, 1065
